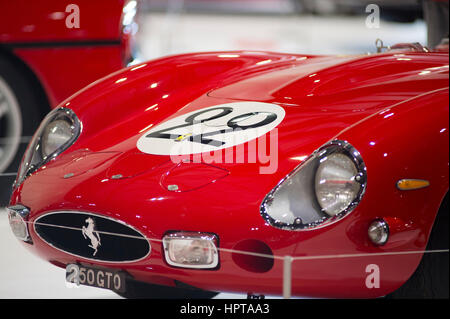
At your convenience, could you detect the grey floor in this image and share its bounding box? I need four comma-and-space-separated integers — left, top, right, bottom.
0, 11, 426, 298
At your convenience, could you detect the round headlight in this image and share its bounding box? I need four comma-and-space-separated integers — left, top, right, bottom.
315, 153, 361, 216
14, 107, 81, 188
260, 140, 366, 231
41, 119, 74, 157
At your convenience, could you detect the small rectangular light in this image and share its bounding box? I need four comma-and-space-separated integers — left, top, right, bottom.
163, 232, 219, 269
7, 205, 31, 242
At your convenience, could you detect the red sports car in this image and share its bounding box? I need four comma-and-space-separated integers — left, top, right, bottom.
7, 33, 448, 298
0, 0, 138, 177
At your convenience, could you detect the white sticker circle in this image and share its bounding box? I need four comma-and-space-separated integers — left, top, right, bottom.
137, 102, 285, 156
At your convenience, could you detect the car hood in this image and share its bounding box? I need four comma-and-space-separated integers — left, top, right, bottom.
52, 50, 449, 181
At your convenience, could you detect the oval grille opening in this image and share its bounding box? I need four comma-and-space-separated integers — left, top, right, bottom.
34, 212, 150, 263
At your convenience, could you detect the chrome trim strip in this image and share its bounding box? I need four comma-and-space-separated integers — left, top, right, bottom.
260, 139, 367, 231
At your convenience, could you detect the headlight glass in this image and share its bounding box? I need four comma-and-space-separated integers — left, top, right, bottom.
15, 108, 81, 187
163, 232, 219, 269
260, 140, 366, 230
8, 211, 29, 241
315, 153, 361, 216
41, 120, 74, 157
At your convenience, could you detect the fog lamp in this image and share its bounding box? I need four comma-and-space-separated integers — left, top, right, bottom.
368, 219, 389, 246
7, 205, 31, 242
163, 232, 219, 269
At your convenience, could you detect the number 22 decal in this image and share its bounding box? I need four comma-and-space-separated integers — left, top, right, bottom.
137, 102, 285, 156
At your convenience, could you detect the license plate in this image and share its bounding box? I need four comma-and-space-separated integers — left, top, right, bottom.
66, 264, 126, 293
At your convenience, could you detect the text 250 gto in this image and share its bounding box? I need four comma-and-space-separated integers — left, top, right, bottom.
8, 40, 449, 298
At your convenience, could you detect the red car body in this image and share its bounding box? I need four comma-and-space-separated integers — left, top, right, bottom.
0, 0, 134, 108
9, 44, 449, 298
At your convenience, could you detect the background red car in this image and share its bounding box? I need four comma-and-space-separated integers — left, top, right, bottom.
0, 0, 139, 204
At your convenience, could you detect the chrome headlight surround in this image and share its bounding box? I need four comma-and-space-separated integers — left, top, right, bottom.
14, 107, 81, 188
260, 140, 367, 231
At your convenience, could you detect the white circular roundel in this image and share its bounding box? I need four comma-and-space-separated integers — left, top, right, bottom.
137, 102, 285, 156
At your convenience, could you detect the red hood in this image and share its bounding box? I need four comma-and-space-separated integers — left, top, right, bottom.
57, 50, 449, 178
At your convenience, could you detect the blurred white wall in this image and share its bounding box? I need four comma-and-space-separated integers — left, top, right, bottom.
137, 0, 426, 60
